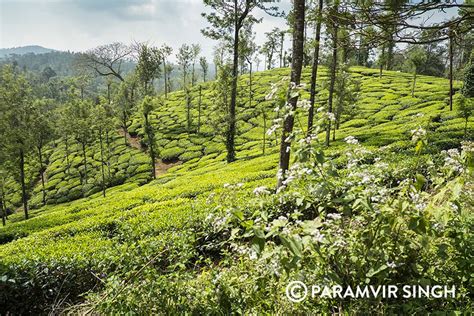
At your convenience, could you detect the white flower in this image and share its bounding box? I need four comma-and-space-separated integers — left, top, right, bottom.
265, 83, 279, 100
282, 175, 295, 186
253, 186, 270, 196
267, 125, 278, 136
387, 261, 397, 269
461, 141, 474, 153
326, 112, 336, 122
249, 249, 258, 260
297, 99, 311, 110
410, 127, 426, 142
334, 239, 347, 248
449, 202, 459, 212
327, 213, 342, 221
312, 230, 325, 243
276, 169, 285, 180
344, 136, 359, 145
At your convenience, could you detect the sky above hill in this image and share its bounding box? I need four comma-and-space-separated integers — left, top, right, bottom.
0, 0, 290, 60
0, 0, 459, 61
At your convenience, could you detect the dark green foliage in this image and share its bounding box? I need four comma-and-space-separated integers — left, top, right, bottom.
463, 54, 474, 98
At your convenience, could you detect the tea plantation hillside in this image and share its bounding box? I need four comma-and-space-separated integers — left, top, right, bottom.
128, 66, 468, 162
3, 66, 469, 212
0, 67, 472, 314
1, 131, 153, 212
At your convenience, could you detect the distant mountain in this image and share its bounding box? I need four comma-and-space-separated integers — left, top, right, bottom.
0, 45, 56, 58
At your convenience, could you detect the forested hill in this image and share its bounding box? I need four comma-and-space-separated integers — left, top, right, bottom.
0, 45, 56, 58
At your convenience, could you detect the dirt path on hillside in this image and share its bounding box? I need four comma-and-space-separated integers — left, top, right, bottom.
119, 128, 182, 176
155, 159, 183, 176
118, 128, 142, 150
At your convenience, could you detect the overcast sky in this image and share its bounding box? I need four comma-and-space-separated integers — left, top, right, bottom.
0, 0, 460, 61
0, 0, 291, 60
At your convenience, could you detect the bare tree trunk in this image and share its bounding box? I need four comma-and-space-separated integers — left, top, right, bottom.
122, 111, 128, 146
379, 46, 385, 78
198, 86, 202, 133
0, 183, 7, 223
163, 57, 168, 98
280, 32, 284, 68
277, 0, 305, 188
227, 0, 250, 163
107, 82, 111, 104
167, 70, 172, 93
105, 130, 112, 179
449, 34, 454, 111
65, 137, 70, 174
19, 148, 28, 219
82, 142, 88, 186
186, 90, 192, 132
38, 145, 46, 206
249, 62, 253, 108
326, 17, 338, 147
99, 128, 106, 197
144, 113, 156, 179
0, 195, 5, 226
387, 35, 394, 70
307, 0, 323, 135
262, 109, 267, 155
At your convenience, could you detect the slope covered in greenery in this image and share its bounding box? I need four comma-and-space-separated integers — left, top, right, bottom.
0, 67, 472, 314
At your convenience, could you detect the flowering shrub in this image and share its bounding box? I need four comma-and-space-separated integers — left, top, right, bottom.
202, 130, 473, 313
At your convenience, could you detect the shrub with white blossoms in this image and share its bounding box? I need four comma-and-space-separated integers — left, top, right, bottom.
344, 135, 359, 145
198, 85, 473, 312
253, 186, 270, 196
410, 126, 426, 142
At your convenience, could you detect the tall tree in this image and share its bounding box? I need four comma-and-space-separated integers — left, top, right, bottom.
277, 0, 305, 188
405, 46, 427, 97
141, 96, 157, 179
92, 98, 115, 197
325, 3, 339, 147
200, 56, 209, 82
240, 26, 258, 108
77, 42, 132, 82
136, 43, 162, 95
0, 65, 33, 219
278, 29, 285, 68
0, 170, 7, 226
69, 99, 94, 190
177, 44, 193, 89
332, 66, 360, 140
202, 0, 278, 163
160, 44, 173, 98
115, 75, 138, 146
261, 29, 280, 70
31, 99, 56, 206
307, 0, 323, 134
191, 44, 202, 86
